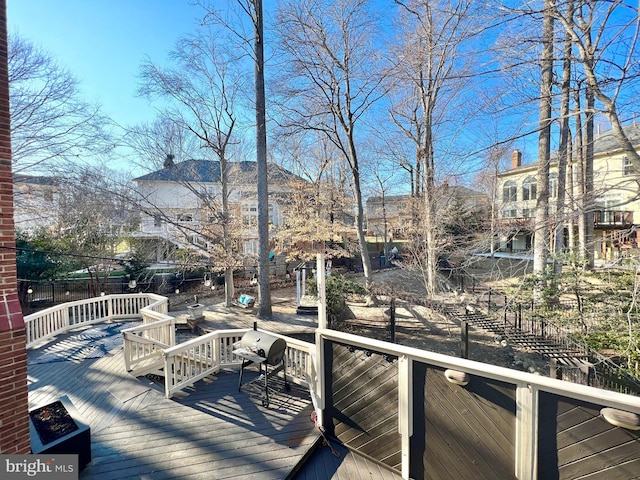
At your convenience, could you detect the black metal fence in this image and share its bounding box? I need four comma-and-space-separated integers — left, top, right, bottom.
18, 270, 298, 314
19, 275, 209, 312
450, 269, 640, 396
499, 298, 640, 396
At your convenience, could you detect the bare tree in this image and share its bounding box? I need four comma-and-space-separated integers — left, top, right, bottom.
55, 166, 137, 296
532, 0, 554, 284
273, 132, 355, 261
198, 0, 273, 318
273, 0, 387, 291
473, 139, 513, 259
552, 0, 640, 168
389, 0, 479, 297
499, 1, 640, 271
553, 0, 574, 274
126, 118, 200, 171
363, 147, 406, 262
273, 177, 353, 261
137, 30, 245, 307
252, 0, 272, 318
8, 33, 111, 174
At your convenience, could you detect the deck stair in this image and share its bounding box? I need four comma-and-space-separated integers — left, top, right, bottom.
444, 305, 588, 362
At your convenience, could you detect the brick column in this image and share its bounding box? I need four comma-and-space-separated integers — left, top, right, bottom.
0, 0, 31, 455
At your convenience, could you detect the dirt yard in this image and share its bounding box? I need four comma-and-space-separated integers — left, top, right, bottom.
345, 268, 549, 375
275, 267, 548, 375
170, 265, 550, 375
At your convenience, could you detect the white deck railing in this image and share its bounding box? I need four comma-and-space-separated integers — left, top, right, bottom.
25, 293, 316, 401
122, 317, 176, 374
24, 293, 166, 348
162, 328, 315, 398
162, 329, 246, 398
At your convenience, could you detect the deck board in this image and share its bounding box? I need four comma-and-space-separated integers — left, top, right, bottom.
27, 319, 405, 480
293, 441, 404, 480
27, 321, 319, 480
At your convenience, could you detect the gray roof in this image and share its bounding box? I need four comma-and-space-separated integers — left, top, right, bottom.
366, 194, 412, 204
133, 159, 303, 184
593, 122, 640, 155
503, 122, 640, 174
13, 174, 58, 186
443, 185, 486, 198
366, 185, 485, 205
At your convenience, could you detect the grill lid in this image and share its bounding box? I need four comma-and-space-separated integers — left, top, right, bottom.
238, 330, 287, 365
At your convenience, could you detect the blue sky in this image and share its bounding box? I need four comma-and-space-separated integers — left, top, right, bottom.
8, 0, 204, 129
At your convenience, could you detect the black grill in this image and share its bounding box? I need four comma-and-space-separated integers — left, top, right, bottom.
234, 330, 290, 407
237, 330, 287, 365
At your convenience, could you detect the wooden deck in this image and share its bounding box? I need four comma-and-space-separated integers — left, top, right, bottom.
27, 320, 319, 479
26, 319, 402, 480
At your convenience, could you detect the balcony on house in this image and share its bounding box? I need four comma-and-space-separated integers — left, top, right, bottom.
497, 210, 635, 231
593, 209, 634, 229
496, 216, 535, 230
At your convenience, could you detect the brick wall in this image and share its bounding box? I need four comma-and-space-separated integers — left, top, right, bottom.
0, 0, 31, 454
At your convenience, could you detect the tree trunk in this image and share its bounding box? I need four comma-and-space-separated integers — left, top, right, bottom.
417, 116, 438, 297
584, 82, 595, 269
254, 0, 272, 318
221, 159, 235, 306
574, 88, 586, 261
551, 1, 640, 168
348, 138, 373, 290
533, 0, 554, 288
422, 185, 437, 297
554, 0, 573, 274
566, 133, 575, 253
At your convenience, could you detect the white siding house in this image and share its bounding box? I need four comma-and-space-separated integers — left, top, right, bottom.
132, 158, 303, 261
497, 123, 640, 260
13, 175, 60, 232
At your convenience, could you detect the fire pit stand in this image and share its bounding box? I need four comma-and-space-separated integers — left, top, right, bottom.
29, 395, 91, 471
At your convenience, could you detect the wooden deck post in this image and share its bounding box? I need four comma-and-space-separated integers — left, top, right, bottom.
315, 253, 327, 417
515, 384, 538, 480
398, 355, 413, 479
461, 320, 469, 359
316, 253, 327, 330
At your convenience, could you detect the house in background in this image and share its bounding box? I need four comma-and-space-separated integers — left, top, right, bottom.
132, 156, 306, 263
497, 123, 640, 260
365, 194, 415, 242
365, 186, 490, 244
12, 174, 60, 233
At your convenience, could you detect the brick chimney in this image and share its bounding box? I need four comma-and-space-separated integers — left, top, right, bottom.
511, 150, 522, 169
163, 153, 175, 169
0, 0, 31, 455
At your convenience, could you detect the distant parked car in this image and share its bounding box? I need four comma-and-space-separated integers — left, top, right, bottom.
71, 264, 118, 274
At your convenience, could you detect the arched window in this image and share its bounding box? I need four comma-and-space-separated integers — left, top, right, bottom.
503, 180, 517, 203
522, 176, 537, 201
549, 173, 558, 199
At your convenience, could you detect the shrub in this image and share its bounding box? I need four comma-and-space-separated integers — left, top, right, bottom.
307, 274, 367, 328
